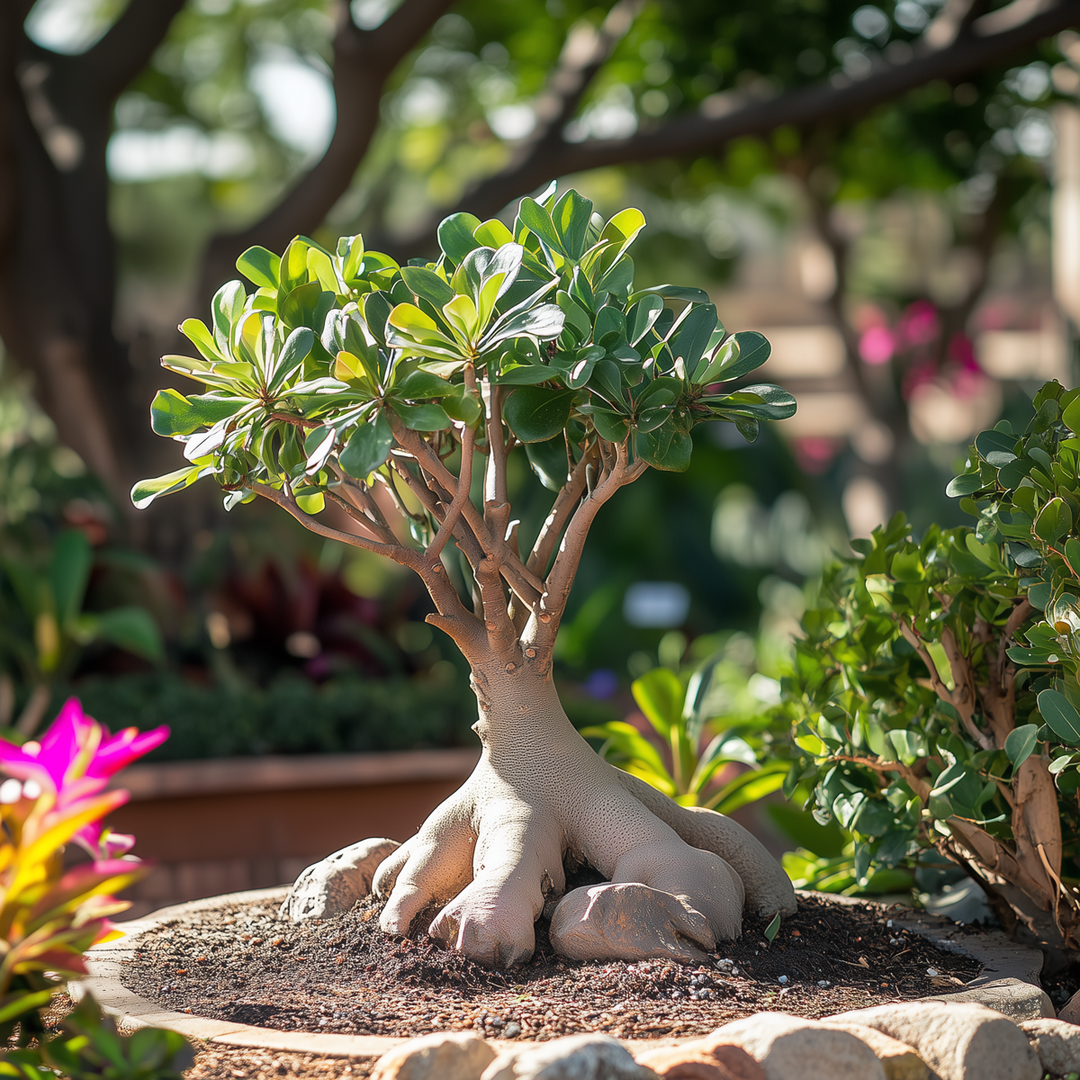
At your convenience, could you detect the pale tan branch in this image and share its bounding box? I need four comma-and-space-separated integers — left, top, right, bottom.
526, 442, 599, 577
534, 441, 646, 648
251, 481, 417, 566
428, 424, 475, 561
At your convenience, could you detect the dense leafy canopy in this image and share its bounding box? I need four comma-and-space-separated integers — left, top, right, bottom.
134, 188, 793, 535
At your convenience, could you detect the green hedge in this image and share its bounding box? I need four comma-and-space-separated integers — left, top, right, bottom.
66, 670, 478, 761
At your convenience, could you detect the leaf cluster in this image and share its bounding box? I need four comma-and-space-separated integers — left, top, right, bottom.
134, 185, 792, 546
582, 658, 788, 814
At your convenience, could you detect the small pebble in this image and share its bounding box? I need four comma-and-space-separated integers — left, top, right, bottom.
503, 1022, 521, 1038
778, 975, 788, 984
817, 980, 830, 987
926, 967, 939, 977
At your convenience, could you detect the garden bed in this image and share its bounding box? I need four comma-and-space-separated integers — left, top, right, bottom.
118, 891, 982, 1041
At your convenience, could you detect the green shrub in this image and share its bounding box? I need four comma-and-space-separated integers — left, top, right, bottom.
783, 380, 1080, 951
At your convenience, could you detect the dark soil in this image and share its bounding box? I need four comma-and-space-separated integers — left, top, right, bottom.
120, 892, 982, 1049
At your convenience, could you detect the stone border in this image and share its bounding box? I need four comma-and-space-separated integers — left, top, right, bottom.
78, 886, 1052, 1063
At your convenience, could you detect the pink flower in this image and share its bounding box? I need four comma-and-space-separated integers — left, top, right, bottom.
898, 300, 940, 348
0, 699, 168, 797
859, 326, 895, 366
0, 699, 167, 858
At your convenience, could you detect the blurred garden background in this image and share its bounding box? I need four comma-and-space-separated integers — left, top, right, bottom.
1, 0, 1079, 908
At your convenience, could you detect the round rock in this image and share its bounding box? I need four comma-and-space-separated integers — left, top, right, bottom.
280, 837, 400, 921
481, 1033, 659, 1080
370, 1032, 498, 1080
1020, 1018, 1080, 1076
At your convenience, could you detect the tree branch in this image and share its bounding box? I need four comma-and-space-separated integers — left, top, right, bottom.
526, 441, 598, 577
428, 424, 475, 560
533, 441, 646, 649
897, 617, 994, 751
198, 0, 455, 295
73, 0, 188, 101
251, 480, 417, 565
394, 0, 1079, 250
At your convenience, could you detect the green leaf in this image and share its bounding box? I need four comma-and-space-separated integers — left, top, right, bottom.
1063, 393, 1080, 435
438, 212, 483, 264
400, 265, 455, 309
975, 429, 1017, 461
626, 295, 663, 346
150, 390, 244, 437
396, 371, 453, 399
503, 387, 575, 443
631, 667, 684, 737
180, 318, 224, 362
517, 197, 565, 258
1005, 724, 1039, 767
550, 189, 594, 259
394, 402, 451, 431
340, 411, 393, 477
524, 438, 569, 491
630, 283, 711, 305
1038, 689, 1080, 745
945, 472, 985, 497
670, 304, 718, 375
591, 408, 631, 442
635, 423, 692, 471
93, 607, 164, 662
998, 457, 1035, 490
764, 913, 781, 942
236, 246, 280, 290
131, 465, 210, 509
1027, 582, 1053, 610
1034, 497, 1071, 544
50, 530, 92, 626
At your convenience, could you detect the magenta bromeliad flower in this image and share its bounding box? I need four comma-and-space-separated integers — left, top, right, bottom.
0, 698, 168, 797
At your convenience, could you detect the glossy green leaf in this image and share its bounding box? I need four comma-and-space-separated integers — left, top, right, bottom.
339, 411, 393, 478
130, 465, 211, 509
395, 402, 451, 431
150, 390, 244, 437
1038, 689, 1080, 745
503, 387, 575, 443
635, 423, 693, 472
400, 265, 455, 309
236, 246, 280, 289
438, 212, 483, 264
1005, 724, 1039, 767
945, 472, 985, 498
1034, 497, 1071, 544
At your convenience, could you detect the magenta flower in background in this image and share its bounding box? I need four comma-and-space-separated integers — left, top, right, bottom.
0, 698, 168, 796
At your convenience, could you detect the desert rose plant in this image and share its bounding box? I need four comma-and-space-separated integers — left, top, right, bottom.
0, 700, 190, 1077
134, 185, 797, 968
784, 380, 1080, 954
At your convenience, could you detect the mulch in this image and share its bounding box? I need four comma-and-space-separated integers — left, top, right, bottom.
114, 890, 988, 1079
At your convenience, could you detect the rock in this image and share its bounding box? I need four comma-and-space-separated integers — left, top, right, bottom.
1020, 1018, 1080, 1075
823, 1023, 928, 1080
370, 1031, 498, 1080
549, 883, 715, 964
280, 837, 399, 921
703, 1013, 886, 1080
1059, 989, 1080, 1025
481, 1033, 659, 1080
633, 1042, 766, 1079
826, 1002, 1040, 1080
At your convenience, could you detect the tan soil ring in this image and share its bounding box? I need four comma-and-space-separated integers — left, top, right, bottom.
78, 886, 1053, 1062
